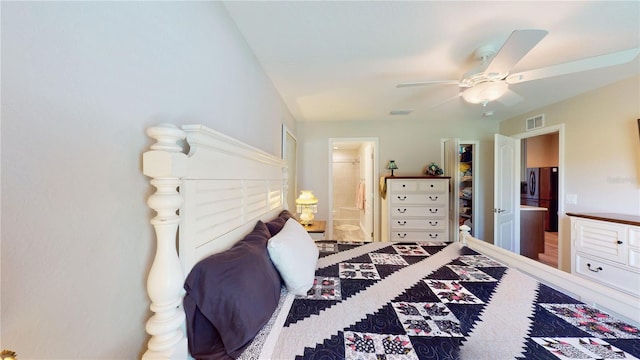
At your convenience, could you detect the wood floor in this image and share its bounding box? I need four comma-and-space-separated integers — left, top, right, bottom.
538, 231, 558, 268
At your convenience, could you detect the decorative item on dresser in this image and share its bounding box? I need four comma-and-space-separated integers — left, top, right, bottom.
384, 176, 450, 242
568, 212, 640, 300
386, 160, 398, 176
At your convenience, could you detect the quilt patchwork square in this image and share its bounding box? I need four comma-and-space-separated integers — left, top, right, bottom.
531, 337, 636, 359
424, 280, 483, 304
391, 302, 463, 337
393, 244, 430, 256
457, 254, 504, 268
446, 265, 497, 282
339, 263, 381, 280
344, 331, 419, 360
369, 252, 409, 266
316, 242, 338, 253
300, 277, 342, 300
540, 304, 640, 339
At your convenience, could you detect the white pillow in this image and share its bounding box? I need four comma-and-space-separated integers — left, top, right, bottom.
267, 217, 319, 295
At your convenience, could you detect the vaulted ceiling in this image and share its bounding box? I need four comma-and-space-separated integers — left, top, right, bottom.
223, 1, 640, 123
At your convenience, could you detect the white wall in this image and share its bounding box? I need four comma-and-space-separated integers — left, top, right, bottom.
1, 2, 294, 358
500, 75, 640, 271
297, 117, 499, 241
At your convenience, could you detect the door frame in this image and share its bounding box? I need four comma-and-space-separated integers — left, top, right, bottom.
327, 137, 380, 241
510, 124, 565, 269
281, 125, 298, 212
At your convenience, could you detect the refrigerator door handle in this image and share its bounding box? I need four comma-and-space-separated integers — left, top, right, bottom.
529, 170, 536, 196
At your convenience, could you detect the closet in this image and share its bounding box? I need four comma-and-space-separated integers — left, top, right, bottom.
443, 139, 479, 239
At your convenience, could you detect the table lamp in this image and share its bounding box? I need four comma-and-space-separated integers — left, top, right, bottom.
296, 190, 318, 226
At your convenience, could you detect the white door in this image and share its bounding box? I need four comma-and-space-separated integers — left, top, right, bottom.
443, 138, 460, 242
494, 134, 520, 253
362, 143, 374, 240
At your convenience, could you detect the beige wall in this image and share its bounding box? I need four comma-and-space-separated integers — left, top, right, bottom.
526, 133, 559, 168
1, 2, 294, 358
297, 117, 499, 241
501, 75, 640, 271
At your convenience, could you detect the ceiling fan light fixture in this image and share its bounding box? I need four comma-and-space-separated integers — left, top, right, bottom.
461, 81, 509, 105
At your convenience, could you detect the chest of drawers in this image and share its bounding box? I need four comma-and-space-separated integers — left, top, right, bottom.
386, 177, 450, 242
569, 213, 640, 297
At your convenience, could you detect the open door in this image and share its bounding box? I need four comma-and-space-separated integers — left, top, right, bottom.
443, 138, 460, 242
494, 134, 520, 253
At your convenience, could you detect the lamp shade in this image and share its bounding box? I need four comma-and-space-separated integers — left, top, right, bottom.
295, 190, 318, 205
387, 160, 398, 176
461, 81, 508, 105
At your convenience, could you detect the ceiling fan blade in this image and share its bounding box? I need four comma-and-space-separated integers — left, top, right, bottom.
497, 89, 523, 106
483, 29, 548, 80
506, 47, 640, 84
396, 80, 460, 88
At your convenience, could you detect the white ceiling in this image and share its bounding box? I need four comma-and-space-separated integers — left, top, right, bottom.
223, 1, 640, 123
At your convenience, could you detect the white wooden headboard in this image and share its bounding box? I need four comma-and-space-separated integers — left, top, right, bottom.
142, 124, 287, 359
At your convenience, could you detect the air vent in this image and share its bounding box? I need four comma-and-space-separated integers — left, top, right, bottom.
390, 109, 413, 116
526, 114, 545, 131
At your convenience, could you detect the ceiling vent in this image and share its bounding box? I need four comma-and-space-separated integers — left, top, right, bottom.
526, 114, 545, 131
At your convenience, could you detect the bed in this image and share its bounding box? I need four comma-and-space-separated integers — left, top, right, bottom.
141, 124, 640, 360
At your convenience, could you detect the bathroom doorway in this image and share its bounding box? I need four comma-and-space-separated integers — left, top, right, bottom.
328, 138, 379, 242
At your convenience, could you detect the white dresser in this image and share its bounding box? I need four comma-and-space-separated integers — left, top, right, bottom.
569, 213, 640, 297
384, 177, 450, 242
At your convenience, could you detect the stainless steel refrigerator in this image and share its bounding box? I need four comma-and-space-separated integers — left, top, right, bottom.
521, 167, 558, 232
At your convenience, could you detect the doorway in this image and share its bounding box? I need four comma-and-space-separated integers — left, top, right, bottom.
513, 124, 565, 269
328, 138, 379, 242
521, 132, 560, 268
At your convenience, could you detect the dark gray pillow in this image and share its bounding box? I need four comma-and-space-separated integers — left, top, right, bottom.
265, 209, 295, 236
183, 220, 282, 358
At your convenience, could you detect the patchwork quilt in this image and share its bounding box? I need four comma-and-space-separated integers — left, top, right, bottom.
258, 241, 640, 360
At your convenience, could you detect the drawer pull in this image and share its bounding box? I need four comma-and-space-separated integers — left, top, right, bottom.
617, 240, 623, 244
397, 233, 407, 239
429, 234, 438, 239
429, 221, 438, 226
429, 195, 438, 201
429, 208, 439, 214
397, 221, 407, 226
397, 196, 407, 201
587, 263, 603, 273
430, 184, 434, 188
397, 208, 407, 214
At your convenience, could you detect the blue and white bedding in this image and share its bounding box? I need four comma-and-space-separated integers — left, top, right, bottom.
254, 241, 640, 360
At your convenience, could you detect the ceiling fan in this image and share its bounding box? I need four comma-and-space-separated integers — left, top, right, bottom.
397, 29, 639, 106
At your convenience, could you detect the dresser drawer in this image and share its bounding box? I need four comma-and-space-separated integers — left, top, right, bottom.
418, 180, 447, 193
390, 231, 447, 242
389, 181, 418, 192
391, 206, 445, 218
391, 218, 446, 231
575, 253, 639, 295
629, 247, 640, 270
574, 219, 627, 264
390, 193, 447, 205
629, 226, 640, 248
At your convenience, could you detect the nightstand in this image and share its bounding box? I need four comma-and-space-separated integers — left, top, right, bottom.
303, 220, 326, 241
